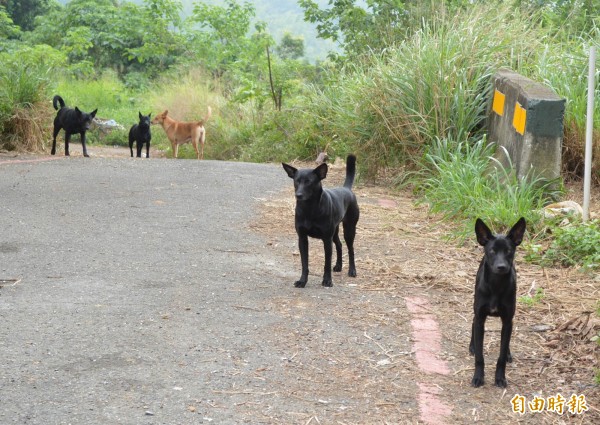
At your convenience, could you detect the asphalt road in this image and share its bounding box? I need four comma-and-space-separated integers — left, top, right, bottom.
0, 156, 299, 424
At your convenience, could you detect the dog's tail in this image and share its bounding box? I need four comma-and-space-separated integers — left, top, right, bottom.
344, 154, 357, 189
52, 95, 65, 111
204, 106, 212, 122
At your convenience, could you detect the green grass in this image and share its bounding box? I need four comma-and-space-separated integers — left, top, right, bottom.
527, 219, 600, 272
416, 136, 562, 241
53, 71, 148, 147
518, 287, 545, 307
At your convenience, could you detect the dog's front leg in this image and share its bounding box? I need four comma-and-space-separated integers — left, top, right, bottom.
295, 234, 309, 288
321, 237, 333, 287
80, 132, 89, 157
471, 315, 486, 387
333, 227, 343, 272
495, 316, 513, 387
146, 141, 150, 159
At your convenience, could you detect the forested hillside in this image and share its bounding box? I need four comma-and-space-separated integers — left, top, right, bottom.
55, 0, 338, 61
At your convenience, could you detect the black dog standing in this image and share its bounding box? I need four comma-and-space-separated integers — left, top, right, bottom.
470, 217, 526, 388
282, 155, 360, 288
51, 95, 97, 157
129, 112, 152, 158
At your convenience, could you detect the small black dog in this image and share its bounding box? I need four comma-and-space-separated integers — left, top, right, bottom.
282, 155, 360, 288
51, 95, 97, 157
129, 112, 152, 158
470, 217, 526, 388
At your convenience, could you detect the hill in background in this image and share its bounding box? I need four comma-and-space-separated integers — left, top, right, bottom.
56, 0, 339, 62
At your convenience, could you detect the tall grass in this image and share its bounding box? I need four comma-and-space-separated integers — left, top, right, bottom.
418, 136, 562, 240
528, 31, 600, 181
0, 54, 55, 151
298, 4, 547, 176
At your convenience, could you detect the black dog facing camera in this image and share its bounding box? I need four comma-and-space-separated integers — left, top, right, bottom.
470, 217, 526, 388
129, 112, 152, 158
282, 155, 360, 288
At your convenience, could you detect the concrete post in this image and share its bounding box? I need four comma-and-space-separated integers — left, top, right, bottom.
487, 69, 565, 181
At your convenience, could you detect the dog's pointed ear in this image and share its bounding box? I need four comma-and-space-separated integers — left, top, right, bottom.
475, 218, 494, 246
314, 163, 328, 180
139, 111, 143, 119
90, 109, 98, 118
282, 163, 297, 179
148, 112, 152, 118
75, 107, 82, 115
507, 217, 526, 246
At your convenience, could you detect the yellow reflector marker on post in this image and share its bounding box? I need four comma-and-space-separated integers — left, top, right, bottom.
513, 102, 527, 135
492, 89, 505, 116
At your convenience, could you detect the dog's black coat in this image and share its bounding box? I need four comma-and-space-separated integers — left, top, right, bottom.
129, 112, 152, 158
469, 217, 526, 388
282, 155, 360, 287
51, 95, 97, 157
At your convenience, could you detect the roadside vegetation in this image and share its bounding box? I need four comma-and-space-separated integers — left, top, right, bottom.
1, 0, 598, 385
0, 0, 599, 271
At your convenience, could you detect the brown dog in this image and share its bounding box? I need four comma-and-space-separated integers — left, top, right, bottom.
151, 107, 212, 159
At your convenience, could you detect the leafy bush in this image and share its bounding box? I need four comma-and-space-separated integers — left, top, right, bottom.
532, 220, 600, 271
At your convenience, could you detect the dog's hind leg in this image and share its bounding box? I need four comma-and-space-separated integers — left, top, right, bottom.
200, 129, 205, 159
295, 234, 309, 288
192, 139, 200, 159
343, 206, 359, 277
51, 125, 61, 155
333, 226, 343, 272
495, 316, 513, 387
64, 132, 71, 156
129, 134, 135, 157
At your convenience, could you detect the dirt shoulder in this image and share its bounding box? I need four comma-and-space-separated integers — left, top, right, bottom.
253, 160, 600, 424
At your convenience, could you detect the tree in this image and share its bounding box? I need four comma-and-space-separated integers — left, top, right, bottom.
24, 0, 185, 79
188, 0, 258, 78
2, 0, 56, 31
298, 0, 476, 59
276, 32, 304, 60
0, 6, 20, 39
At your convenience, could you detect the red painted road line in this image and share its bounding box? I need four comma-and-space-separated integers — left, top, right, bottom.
0, 156, 64, 166
406, 296, 452, 424
417, 383, 453, 425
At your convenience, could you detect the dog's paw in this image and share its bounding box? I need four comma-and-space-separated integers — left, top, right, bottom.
333, 263, 342, 272
494, 376, 507, 388
50, 149, 56, 155
321, 278, 333, 287
471, 375, 485, 388
348, 268, 357, 277
294, 280, 307, 288
84, 153, 90, 158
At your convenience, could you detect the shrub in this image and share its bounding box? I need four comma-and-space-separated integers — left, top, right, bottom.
535, 220, 600, 271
